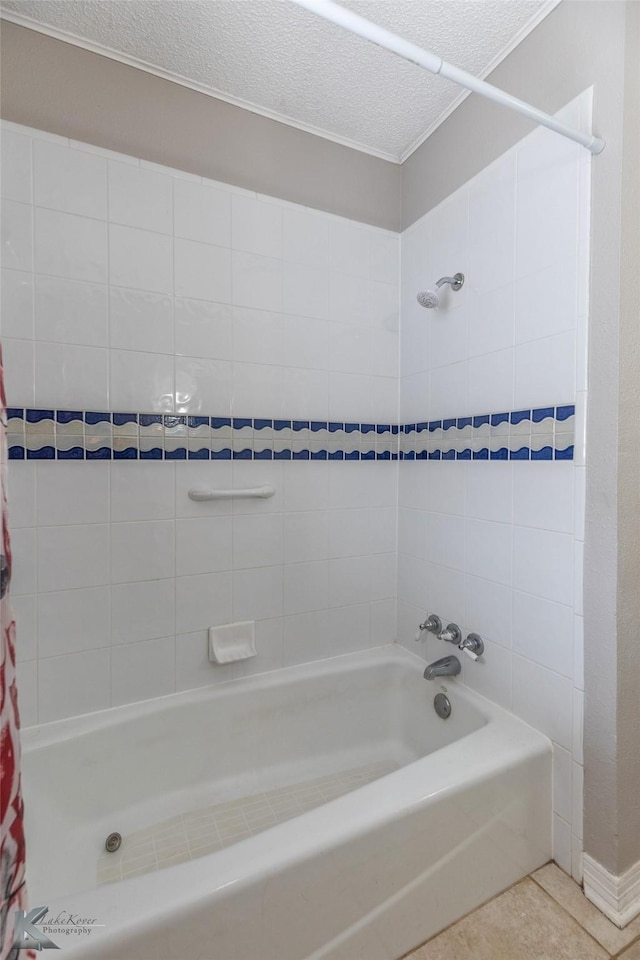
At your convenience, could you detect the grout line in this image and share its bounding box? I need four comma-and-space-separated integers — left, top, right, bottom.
528, 868, 628, 959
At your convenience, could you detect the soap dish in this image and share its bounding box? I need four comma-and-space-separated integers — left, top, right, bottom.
209, 621, 256, 664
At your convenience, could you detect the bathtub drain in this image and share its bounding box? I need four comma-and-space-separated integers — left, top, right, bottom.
434, 693, 451, 719
105, 832, 122, 853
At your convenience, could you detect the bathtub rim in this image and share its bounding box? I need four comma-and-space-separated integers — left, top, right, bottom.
21, 642, 488, 747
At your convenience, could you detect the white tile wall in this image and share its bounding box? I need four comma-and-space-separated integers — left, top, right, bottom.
10, 456, 397, 722
0, 121, 399, 421
2, 119, 399, 730
397, 92, 591, 876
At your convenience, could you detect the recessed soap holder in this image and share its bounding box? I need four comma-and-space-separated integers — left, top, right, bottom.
209, 621, 257, 664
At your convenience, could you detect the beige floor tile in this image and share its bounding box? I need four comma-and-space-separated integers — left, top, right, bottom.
619, 938, 640, 959
414, 879, 608, 960
532, 862, 640, 955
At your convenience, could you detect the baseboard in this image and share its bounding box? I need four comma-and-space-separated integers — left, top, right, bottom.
583, 854, 640, 927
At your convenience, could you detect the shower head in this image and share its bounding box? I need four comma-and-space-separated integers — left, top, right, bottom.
416, 288, 440, 309
417, 272, 464, 309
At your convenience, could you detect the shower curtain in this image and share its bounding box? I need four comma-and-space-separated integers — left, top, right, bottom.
0, 345, 32, 959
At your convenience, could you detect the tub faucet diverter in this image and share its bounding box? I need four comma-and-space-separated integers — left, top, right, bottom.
423, 655, 461, 681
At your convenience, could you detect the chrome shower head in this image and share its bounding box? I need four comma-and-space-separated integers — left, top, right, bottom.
417, 272, 464, 309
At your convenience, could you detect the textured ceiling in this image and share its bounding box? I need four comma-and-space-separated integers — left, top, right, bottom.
0, 0, 556, 161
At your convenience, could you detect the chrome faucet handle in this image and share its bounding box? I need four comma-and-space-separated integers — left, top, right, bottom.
459, 633, 485, 660
415, 613, 442, 641
439, 622, 462, 645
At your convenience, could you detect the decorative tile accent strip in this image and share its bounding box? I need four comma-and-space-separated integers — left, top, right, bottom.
399, 404, 574, 461
6, 406, 574, 462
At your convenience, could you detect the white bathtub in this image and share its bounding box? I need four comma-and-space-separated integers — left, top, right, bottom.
21, 645, 551, 959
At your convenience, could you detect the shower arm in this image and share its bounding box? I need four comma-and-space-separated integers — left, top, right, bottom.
289, 0, 605, 156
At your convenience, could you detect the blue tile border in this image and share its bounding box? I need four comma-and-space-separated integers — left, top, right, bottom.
6, 405, 575, 462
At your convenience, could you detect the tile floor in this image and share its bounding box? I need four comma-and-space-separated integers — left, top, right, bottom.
97, 760, 393, 884
403, 863, 640, 960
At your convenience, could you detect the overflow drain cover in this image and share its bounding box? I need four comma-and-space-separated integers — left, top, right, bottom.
434, 693, 452, 719
105, 832, 122, 853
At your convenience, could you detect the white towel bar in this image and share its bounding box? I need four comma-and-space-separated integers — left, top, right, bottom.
188, 485, 276, 501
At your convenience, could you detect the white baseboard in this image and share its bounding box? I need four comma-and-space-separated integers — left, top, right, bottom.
583, 854, 640, 928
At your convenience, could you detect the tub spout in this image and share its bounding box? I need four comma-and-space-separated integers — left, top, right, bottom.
423, 655, 461, 681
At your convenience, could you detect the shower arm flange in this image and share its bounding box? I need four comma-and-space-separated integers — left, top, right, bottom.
436, 273, 464, 291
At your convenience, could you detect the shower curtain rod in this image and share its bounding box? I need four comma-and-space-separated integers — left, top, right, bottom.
290, 0, 605, 156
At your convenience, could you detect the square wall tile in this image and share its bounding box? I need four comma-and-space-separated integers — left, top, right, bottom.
176, 630, 233, 691
175, 572, 232, 634
513, 526, 574, 605
38, 648, 110, 722
37, 586, 109, 658
232, 617, 284, 679
283, 610, 330, 667
35, 276, 108, 347
174, 238, 231, 302
111, 520, 175, 583
232, 251, 282, 312
553, 744, 573, 823
36, 462, 109, 525
516, 257, 578, 345
513, 591, 573, 677
35, 207, 107, 282
9, 528, 36, 596
282, 207, 329, 267
513, 461, 575, 534
1, 269, 34, 340
2, 199, 33, 272
174, 179, 231, 247
108, 161, 172, 234
109, 287, 173, 354
284, 560, 329, 615
109, 224, 173, 294
34, 342, 108, 410
16, 660, 37, 727
175, 299, 232, 360
37, 524, 109, 592
462, 637, 512, 710
110, 462, 175, 522
175, 517, 232, 576
232, 306, 283, 366
464, 575, 513, 649
233, 514, 283, 569
231, 565, 283, 621
7, 462, 35, 528
282, 262, 328, 321
466, 519, 513, 586
34, 140, 107, 219
111, 636, 175, 706
327, 603, 370, 657
371, 231, 399, 286
1, 128, 32, 203
512, 654, 572, 749
231, 194, 282, 258
514, 331, 576, 410
329, 220, 370, 278
284, 512, 330, 564
110, 579, 175, 644
110, 349, 174, 413
175, 357, 232, 415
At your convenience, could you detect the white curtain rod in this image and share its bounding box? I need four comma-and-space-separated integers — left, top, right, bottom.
290, 0, 605, 156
